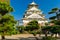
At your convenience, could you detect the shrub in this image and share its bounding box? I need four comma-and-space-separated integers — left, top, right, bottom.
25, 20, 39, 31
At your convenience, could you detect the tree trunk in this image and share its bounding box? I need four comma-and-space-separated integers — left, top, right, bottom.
51, 33, 54, 37
35, 37, 39, 40
55, 34, 57, 38
39, 34, 41, 37
45, 33, 47, 37
55, 33, 59, 38
58, 34, 60, 38
33, 34, 39, 40
1, 35, 5, 40
45, 31, 48, 37
34, 36, 39, 40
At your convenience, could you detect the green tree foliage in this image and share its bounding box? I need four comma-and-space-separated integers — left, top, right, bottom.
50, 20, 60, 25
0, 2, 13, 15
49, 8, 60, 20
29, 31, 37, 36
42, 26, 51, 37
0, 14, 17, 34
25, 20, 40, 40
55, 20, 60, 25
48, 8, 60, 27
42, 25, 60, 37
0, 2, 16, 40
25, 20, 39, 31
50, 26, 60, 34
0, 14, 17, 40
17, 25, 25, 33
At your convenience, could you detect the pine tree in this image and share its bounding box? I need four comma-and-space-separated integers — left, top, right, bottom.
0, 2, 17, 40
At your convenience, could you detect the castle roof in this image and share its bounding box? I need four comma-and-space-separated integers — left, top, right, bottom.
28, 7, 40, 11
27, 13, 43, 19
30, 1, 37, 5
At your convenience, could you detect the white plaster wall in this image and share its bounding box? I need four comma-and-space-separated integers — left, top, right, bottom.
23, 20, 30, 23
23, 20, 48, 24
23, 20, 48, 26
38, 21, 45, 23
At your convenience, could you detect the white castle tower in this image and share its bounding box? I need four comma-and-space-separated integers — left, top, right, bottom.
22, 2, 48, 26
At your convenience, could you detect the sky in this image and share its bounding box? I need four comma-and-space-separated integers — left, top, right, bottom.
10, 0, 60, 20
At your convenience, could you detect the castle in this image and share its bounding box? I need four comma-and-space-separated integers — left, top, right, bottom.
22, 2, 48, 26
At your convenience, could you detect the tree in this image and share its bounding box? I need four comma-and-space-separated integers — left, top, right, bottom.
25, 20, 39, 31
50, 20, 60, 25
42, 25, 60, 37
49, 8, 60, 20
17, 25, 25, 33
0, 2, 16, 40
42, 26, 51, 37
0, 2, 13, 15
50, 25, 60, 37
48, 8, 60, 37
25, 20, 40, 40
0, 14, 17, 40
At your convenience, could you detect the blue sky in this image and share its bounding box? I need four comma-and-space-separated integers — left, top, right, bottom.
10, 0, 60, 20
